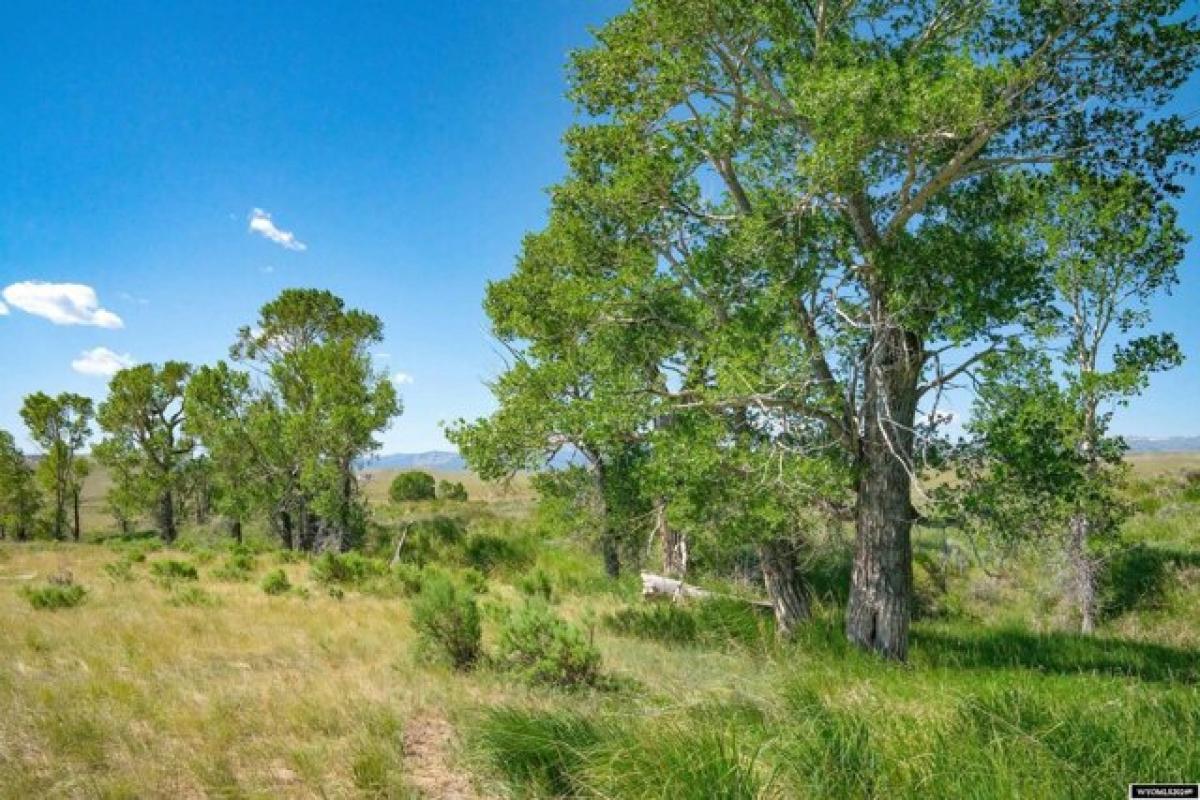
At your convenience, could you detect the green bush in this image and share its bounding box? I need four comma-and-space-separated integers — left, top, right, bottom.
261, 569, 292, 595
22, 583, 87, 610
149, 559, 199, 581
497, 602, 601, 688
310, 552, 386, 586
410, 573, 482, 670
389, 471, 436, 503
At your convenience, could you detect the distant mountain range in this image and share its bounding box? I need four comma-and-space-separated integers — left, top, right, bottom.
1124, 436, 1200, 454
361, 439, 1200, 471
363, 451, 468, 471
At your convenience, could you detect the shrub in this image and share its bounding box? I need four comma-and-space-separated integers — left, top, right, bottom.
604, 603, 699, 644
22, 583, 87, 610
392, 563, 427, 596
310, 552, 386, 586
410, 574, 481, 669
497, 602, 601, 688
389, 471, 436, 503
437, 479, 469, 502
149, 559, 199, 581
517, 568, 553, 603
261, 569, 292, 595
604, 598, 772, 649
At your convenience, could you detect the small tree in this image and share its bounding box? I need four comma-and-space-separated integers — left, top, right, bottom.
95, 362, 195, 542
0, 430, 40, 540
389, 471, 436, 503
20, 392, 93, 541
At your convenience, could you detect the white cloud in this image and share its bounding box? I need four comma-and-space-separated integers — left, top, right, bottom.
0, 300, 7, 315
71, 346, 135, 377
248, 209, 307, 251
392, 372, 414, 385
1, 281, 123, 328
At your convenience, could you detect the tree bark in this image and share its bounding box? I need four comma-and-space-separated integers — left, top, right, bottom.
157, 490, 177, 543
845, 325, 922, 661
72, 488, 81, 542
759, 539, 810, 639
655, 498, 688, 577
230, 518, 243, 545
1069, 513, 1098, 634
601, 527, 621, 579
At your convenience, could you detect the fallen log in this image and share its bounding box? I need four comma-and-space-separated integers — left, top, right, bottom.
639, 572, 773, 609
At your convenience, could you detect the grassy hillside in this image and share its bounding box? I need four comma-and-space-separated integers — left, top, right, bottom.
1, 460, 1197, 797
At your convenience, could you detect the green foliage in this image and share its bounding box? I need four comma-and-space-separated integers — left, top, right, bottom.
436, 479, 469, 502
388, 471, 435, 503
95, 362, 195, 543
22, 583, 87, 610
20, 392, 93, 540
148, 559, 198, 581
103, 558, 137, 583
309, 552, 387, 586
0, 429, 40, 541
471, 707, 602, 797
496, 602, 601, 688
260, 568, 292, 596
517, 567, 553, 603
409, 573, 482, 670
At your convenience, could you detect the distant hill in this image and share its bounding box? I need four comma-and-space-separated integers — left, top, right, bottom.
1124, 436, 1200, 454
363, 451, 467, 471
363, 447, 586, 473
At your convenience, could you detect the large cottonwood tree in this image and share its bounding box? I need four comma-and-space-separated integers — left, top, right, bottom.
502, 0, 1197, 659
20, 392, 94, 541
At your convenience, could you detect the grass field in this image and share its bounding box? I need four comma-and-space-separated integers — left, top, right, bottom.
1, 457, 1198, 798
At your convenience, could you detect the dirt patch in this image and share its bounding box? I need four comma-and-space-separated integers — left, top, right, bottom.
403, 713, 484, 799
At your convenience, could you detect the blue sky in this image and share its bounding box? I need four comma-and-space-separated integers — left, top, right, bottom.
0, 1, 1197, 454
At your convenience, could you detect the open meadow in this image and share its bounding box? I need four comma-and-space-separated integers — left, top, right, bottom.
1, 459, 1198, 799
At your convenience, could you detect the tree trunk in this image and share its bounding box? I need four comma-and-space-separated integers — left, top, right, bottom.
655, 498, 688, 577
72, 488, 81, 542
1068, 513, 1098, 634
759, 539, 810, 639
601, 526, 621, 579
157, 490, 177, 543
230, 518, 243, 545
845, 325, 922, 661
278, 509, 295, 550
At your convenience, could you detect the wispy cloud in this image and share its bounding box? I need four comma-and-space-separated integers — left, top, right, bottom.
0, 300, 7, 315
1, 281, 123, 328
248, 209, 307, 251
118, 291, 149, 306
392, 372, 414, 385
72, 346, 135, 377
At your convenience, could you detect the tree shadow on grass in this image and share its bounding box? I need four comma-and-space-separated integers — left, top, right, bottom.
911, 624, 1200, 684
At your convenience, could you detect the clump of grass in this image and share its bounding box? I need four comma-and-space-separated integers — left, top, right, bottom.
167, 585, 219, 607
22, 583, 88, 610
211, 549, 257, 582
103, 558, 137, 583
603, 597, 774, 649
517, 567, 553, 602
260, 568, 292, 596
460, 527, 533, 575
410, 573, 481, 670
149, 559, 198, 582
471, 707, 602, 796
496, 602, 601, 688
